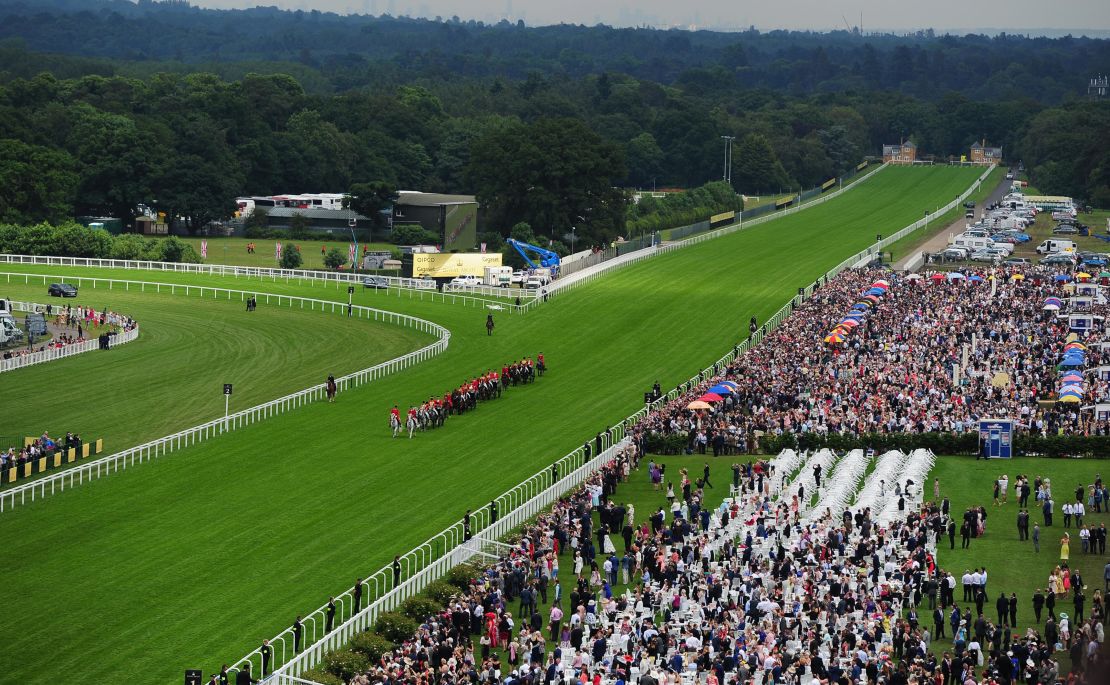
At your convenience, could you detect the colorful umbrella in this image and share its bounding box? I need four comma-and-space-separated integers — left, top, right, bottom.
969, 275, 985, 283
947, 272, 966, 280
686, 400, 711, 410
1043, 303, 1060, 311
1054, 274, 1072, 282
930, 273, 946, 282
873, 279, 891, 287
1057, 395, 1082, 403
839, 319, 860, 328
1064, 343, 1087, 351
1010, 273, 1025, 281
719, 381, 739, 389
905, 274, 924, 281
1045, 297, 1063, 305
1100, 271, 1110, 278
1077, 272, 1092, 280
698, 393, 723, 402
1061, 373, 1085, 383
708, 385, 734, 395
824, 332, 846, 344
863, 294, 880, 302
852, 302, 871, 310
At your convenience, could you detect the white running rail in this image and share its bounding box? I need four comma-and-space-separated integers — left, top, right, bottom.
245, 439, 632, 682
0, 300, 139, 374
0, 254, 438, 290
0, 273, 450, 512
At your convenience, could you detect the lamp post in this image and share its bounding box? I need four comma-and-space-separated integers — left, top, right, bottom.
720, 135, 735, 184
570, 227, 576, 255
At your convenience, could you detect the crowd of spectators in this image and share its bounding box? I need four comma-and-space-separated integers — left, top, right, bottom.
636, 267, 1109, 453
0, 431, 84, 471
1, 303, 136, 361
329, 441, 1106, 685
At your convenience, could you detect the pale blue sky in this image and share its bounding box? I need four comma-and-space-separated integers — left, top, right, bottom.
191, 0, 1109, 33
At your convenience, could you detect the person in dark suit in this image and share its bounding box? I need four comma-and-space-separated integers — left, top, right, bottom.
940, 653, 954, 685
292, 616, 303, 653
325, 597, 336, 633
1033, 589, 1045, 623
996, 593, 1009, 626
234, 663, 257, 685
260, 639, 272, 676
934, 607, 946, 639
1009, 593, 1018, 626
393, 556, 402, 586
353, 578, 364, 612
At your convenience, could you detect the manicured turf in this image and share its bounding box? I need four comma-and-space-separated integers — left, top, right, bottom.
0, 282, 433, 454
927, 457, 1110, 665
170, 236, 399, 270
0, 165, 986, 685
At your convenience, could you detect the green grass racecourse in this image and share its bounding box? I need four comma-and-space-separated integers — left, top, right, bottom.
0, 285, 433, 452
0, 165, 985, 684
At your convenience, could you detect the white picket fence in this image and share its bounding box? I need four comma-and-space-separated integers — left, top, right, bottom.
542, 163, 890, 299
0, 253, 437, 290
246, 170, 919, 680
0, 274, 450, 512
0, 300, 139, 373
851, 164, 997, 269
237, 438, 631, 681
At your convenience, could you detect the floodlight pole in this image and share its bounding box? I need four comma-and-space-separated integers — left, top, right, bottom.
721, 136, 735, 184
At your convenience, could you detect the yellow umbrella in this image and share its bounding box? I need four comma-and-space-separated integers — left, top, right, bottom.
1077, 272, 1092, 280
1010, 273, 1025, 281
1057, 395, 1081, 403
824, 332, 846, 344
686, 400, 711, 410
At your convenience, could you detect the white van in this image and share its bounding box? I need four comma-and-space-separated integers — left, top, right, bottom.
951, 236, 994, 253
1037, 239, 1077, 255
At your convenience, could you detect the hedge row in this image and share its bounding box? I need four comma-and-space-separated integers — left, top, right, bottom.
0, 222, 201, 262
648, 430, 1110, 459
307, 563, 483, 682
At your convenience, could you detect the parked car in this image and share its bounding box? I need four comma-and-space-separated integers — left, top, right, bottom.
1040, 254, 1076, 266
524, 276, 544, 289
361, 276, 389, 289
963, 201, 976, 209
510, 270, 526, 286
1003, 257, 1031, 266
449, 275, 481, 287
939, 247, 970, 261
1053, 224, 1079, 235
47, 283, 78, 297
970, 250, 1001, 264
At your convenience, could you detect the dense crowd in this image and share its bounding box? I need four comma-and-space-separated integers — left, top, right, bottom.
0, 431, 85, 470
391, 356, 546, 438
636, 267, 1108, 453
322, 443, 1107, 685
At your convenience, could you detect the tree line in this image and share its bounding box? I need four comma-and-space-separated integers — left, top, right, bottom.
0, 1, 1106, 247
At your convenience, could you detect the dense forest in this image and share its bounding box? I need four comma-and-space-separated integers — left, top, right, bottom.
0, 0, 1107, 246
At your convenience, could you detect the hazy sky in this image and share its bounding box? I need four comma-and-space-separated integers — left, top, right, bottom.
192, 0, 1109, 33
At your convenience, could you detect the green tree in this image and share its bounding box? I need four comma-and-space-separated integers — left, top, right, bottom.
0, 139, 78, 224
731, 133, 791, 194
345, 181, 398, 231
280, 244, 303, 269
323, 247, 347, 270
625, 133, 665, 188
467, 118, 626, 245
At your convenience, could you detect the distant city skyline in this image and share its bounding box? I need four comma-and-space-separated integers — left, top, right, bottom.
189, 0, 1109, 35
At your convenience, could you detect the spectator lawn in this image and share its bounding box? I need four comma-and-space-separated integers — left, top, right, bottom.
927, 456, 1110, 670
0, 165, 988, 684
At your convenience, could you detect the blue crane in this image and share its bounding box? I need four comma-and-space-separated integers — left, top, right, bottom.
506, 238, 561, 274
